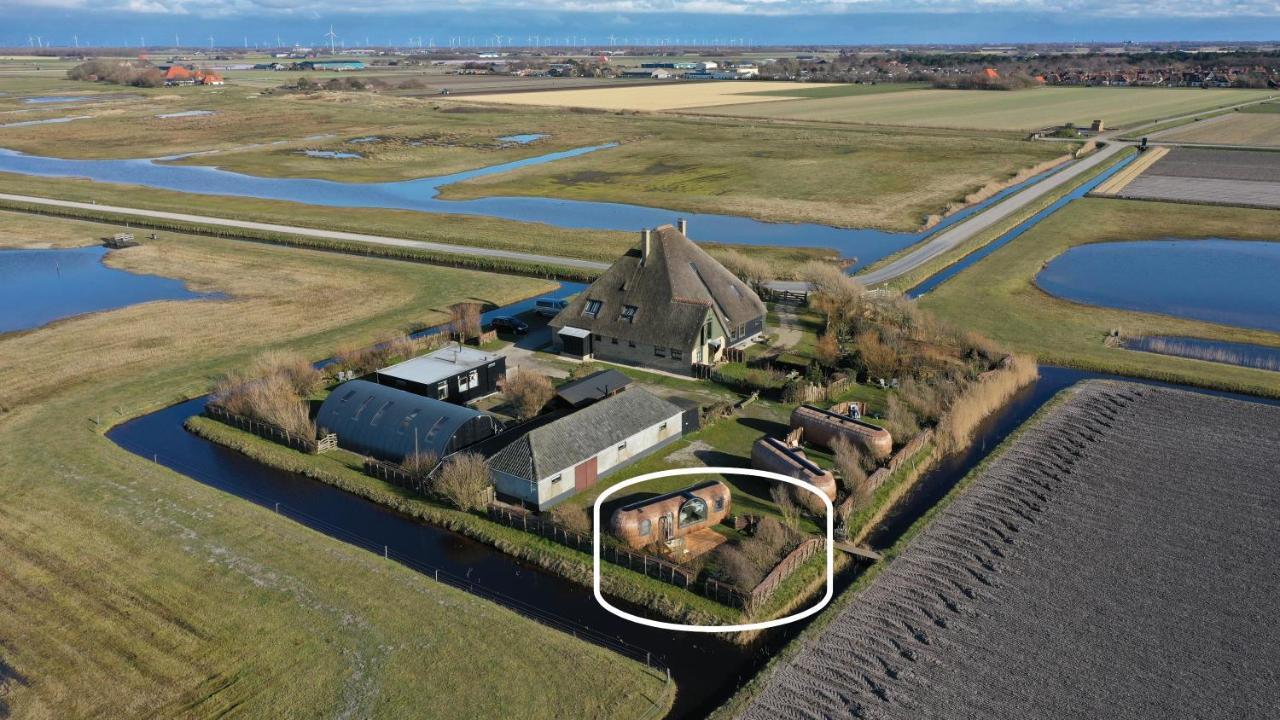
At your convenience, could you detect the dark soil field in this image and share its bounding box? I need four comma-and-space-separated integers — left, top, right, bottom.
740, 380, 1280, 720
1120, 147, 1280, 208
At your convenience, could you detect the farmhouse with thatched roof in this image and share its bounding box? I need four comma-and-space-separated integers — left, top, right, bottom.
550, 221, 765, 375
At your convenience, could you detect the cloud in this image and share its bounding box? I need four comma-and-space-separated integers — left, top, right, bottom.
3, 0, 1278, 17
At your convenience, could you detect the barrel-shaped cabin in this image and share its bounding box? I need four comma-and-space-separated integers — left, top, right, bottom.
790, 404, 893, 458
610, 480, 730, 549
751, 436, 838, 501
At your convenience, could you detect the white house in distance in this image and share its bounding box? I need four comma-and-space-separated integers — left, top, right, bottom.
486, 387, 684, 510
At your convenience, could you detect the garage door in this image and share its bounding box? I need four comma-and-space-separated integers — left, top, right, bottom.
574, 456, 598, 492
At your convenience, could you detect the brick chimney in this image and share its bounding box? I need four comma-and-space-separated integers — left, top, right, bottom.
676, 218, 687, 236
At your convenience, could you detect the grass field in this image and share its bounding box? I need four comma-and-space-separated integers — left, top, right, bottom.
0, 72, 1069, 230
918, 198, 1280, 397
0, 211, 671, 718
743, 83, 928, 100
688, 86, 1278, 131
448, 81, 841, 111
1153, 111, 1280, 147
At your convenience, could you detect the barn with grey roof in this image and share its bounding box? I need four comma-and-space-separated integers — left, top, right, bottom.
550, 221, 765, 375
486, 386, 684, 509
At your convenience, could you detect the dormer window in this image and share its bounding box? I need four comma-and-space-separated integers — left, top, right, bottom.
620, 305, 638, 323
583, 299, 603, 318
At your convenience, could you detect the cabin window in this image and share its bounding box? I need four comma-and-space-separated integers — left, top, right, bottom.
469, 369, 479, 388
620, 305, 638, 323
352, 395, 374, 421
704, 317, 713, 339
611, 337, 619, 344
369, 401, 393, 427
654, 346, 666, 357
583, 299, 603, 318
424, 417, 446, 443
714, 495, 725, 512
437, 381, 449, 398
617, 441, 627, 452
670, 348, 682, 361
678, 497, 708, 528
638, 519, 651, 536
549, 474, 562, 484
340, 389, 357, 403
658, 422, 668, 432
628, 340, 636, 348
593, 334, 602, 341
398, 409, 420, 433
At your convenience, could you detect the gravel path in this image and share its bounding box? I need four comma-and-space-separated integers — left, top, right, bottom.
741, 380, 1280, 720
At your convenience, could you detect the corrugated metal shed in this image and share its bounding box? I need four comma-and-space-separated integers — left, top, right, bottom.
316, 379, 500, 463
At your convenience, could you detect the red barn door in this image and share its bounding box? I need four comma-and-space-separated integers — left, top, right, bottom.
575, 456, 598, 492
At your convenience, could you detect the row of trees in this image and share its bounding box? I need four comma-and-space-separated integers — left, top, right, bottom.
66, 59, 163, 87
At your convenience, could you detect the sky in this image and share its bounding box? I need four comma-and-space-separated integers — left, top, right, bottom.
3, 1, 1279, 48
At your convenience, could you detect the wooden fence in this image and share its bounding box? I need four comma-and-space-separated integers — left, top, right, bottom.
836, 428, 936, 525
204, 404, 333, 455
762, 288, 809, 305
746, 537, 824, 611
487, 506, 754, 608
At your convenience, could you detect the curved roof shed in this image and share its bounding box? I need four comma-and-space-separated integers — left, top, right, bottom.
316, 379, 501, 463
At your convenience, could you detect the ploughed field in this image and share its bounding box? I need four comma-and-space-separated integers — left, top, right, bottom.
1116, 147, 1280, 209
741, 380, 1280, 720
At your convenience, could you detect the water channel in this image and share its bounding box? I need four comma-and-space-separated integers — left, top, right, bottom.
0, 144, 1062, 270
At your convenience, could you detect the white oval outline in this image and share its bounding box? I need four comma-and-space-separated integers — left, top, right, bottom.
592, 466, 834, 633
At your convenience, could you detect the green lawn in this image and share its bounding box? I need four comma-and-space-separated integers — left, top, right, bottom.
919, 198, 1280, 397
0, 213, 668, 718
692, 86, 1278, 132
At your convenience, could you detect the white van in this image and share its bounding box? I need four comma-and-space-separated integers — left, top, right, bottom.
534, 297, 568, 317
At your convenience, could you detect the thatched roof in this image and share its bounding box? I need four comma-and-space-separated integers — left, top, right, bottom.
550, 224, 765, 348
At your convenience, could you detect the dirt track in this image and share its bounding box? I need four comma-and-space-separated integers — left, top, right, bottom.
740, 380, 1280, 720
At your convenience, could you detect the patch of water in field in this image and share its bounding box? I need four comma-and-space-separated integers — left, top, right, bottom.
156, 110, 215, 119
497, 133, 546, 144
300, 149, 363, 159
0, 245, 213, 334
1123, 335, 1280, 372
1035, 239, 1280, 332
0, 144, 1062, 270
0, 115, 93, 128
22, 96, 91, 104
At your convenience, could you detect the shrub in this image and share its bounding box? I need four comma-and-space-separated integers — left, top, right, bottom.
771, 485, 802, 531
210, 351, 317, 438
449, 302, 483, 342
500, 370, 555, 420
833, 436, 874, 515
401, 450, 440, 481
551, 505, 592, 534
433, 452, 492, 512
883, 394, 921, 443
814, 333, 841, 367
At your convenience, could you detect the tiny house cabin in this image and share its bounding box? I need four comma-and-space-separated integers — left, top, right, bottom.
610, 480, 730, 549
790, 404, 893, 458
751, 436, 838, 501
374, 345, 505, 405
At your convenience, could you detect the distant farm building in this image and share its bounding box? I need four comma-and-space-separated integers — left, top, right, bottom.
486, 387, 684, 510
299, 60, 365, 71
160, 65, 225, 86
982, 67, 1001, 79
621, 68, 673, 79
373, 345, 505, 405
316, 379, 501, 463
550, 221, 766, 375
553, 368, 632, 409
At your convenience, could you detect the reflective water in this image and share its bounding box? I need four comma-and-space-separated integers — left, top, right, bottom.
0, 245, 212, 334
156, 110, 215, 119
22, 95, 91, 104
498, 133, 546, 144
1035, 239, 1280, 332
1, 115, 92, 128
0, 145, 1063, 270
301, 149, 363, 159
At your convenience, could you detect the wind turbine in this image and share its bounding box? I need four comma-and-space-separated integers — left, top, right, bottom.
325, 25, 337, 54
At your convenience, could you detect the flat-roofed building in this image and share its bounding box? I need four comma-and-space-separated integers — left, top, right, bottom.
374, 345, 505, 405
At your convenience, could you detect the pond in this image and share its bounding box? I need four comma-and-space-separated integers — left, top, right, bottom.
1035, 239, 1280, 332
22, 95, 91, 104
156, 110, 216, 119
0, 145, 1063, 271
0, 245, 213, 335
300, 149, 363, 159
498, 133, 546, 144
1123, 335, 1280, 372
1, 115, 92, 128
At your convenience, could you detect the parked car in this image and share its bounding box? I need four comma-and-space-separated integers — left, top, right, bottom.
534, 297, 568, 317
490, 316, 529, 335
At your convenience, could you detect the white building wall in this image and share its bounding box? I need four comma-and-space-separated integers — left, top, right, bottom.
532, 409, 683, 508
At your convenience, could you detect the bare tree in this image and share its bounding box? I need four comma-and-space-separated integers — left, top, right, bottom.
400, 449, 440, 482
449, 302, 483, 342
500, 370, 555, 420
433, 452, 491, 512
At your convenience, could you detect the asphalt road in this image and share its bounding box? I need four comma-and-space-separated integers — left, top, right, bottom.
0, 192, 612, 271
853, 141, 1129, 287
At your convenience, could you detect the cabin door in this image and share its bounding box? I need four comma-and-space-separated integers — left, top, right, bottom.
574, 456, 598, 492
659, 513, 673, 541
